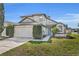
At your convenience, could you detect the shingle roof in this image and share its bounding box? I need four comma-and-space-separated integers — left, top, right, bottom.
19, 13, 58, 24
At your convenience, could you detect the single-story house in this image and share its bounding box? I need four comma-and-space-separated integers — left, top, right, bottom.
14, 13, 68, 39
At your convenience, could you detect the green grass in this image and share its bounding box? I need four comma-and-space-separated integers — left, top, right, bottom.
1, 36, 79, 56
29, 41, 48, 44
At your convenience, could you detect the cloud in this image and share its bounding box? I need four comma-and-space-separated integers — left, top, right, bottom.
56, 19, 79, 22
55, 13, 79, 28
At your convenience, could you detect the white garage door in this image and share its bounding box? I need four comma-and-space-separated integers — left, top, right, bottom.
14, 25, 33, 38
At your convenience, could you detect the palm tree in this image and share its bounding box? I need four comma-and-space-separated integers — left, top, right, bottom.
0, 3, 4, 37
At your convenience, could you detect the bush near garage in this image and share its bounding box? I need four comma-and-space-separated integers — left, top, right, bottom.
6, 24, 14, 37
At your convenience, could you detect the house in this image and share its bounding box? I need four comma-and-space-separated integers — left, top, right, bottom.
14, 14, 57, 38
4, 21, 16, 27
66, 27, 72, 34
1, 13, 69, 39
14, 13, 68, 39
71, 28, 79, 34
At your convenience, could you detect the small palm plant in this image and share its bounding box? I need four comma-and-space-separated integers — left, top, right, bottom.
51, 25, 59, 37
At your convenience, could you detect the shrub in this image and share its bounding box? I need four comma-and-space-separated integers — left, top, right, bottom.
33, 25, 42, 39
66, 33, 75, 39
66, 33, 79, 39
51, 25, 59, 37
6, 24, 14, 37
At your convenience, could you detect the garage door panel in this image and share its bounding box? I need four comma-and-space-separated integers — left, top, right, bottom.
14, 25, 33, 38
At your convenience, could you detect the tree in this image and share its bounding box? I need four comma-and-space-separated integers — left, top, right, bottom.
0, 3, 4, 36
51, 25, 59, 37
6, 24, 14, 37
78, 23, 79, 34
78, 23, 79, 27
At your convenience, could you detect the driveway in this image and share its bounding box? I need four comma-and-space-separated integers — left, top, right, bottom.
0, 37, 32, 54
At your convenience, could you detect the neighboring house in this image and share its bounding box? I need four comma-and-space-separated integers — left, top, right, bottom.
56, 22, 67, 34
55, 22, 67, 37
4, 21, 16, 27
14, 14, 57, 38
66, 27, 72, 34
71, 28, 79, 34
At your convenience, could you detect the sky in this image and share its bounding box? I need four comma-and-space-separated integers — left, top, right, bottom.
4, 3, 79, 28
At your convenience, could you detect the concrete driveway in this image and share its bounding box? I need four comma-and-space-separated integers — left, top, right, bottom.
0, 37, 32, 54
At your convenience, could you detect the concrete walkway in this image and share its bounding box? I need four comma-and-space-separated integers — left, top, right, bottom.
0, 37, 32, 54
32, 35, 51, 41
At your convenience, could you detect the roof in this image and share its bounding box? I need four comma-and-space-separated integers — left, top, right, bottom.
14, 22, 47, 28
19, 13, 58, 24
20, 13, 46, 18
57, 22, 68, 28
19, 17, 36, 23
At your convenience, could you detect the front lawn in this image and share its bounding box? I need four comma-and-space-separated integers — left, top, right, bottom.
1, 37, 79, 56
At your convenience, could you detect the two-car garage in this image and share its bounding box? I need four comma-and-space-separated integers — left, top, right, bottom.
14, 25, 33, 38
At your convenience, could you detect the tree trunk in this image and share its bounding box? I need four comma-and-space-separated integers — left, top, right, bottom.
53, 33, 55, 37
0, 3, 4, 37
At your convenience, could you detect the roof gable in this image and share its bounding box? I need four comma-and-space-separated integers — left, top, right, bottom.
19, 17, 36, 23
19, 13, 58, 25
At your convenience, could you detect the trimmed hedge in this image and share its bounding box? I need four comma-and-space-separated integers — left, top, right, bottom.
33, 25, 42, 39
6, 25, 14, 37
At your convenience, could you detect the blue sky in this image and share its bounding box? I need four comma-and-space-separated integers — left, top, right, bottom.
4, 3, 79, 28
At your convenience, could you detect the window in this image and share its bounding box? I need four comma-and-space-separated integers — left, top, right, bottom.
39, 16, 43, 22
